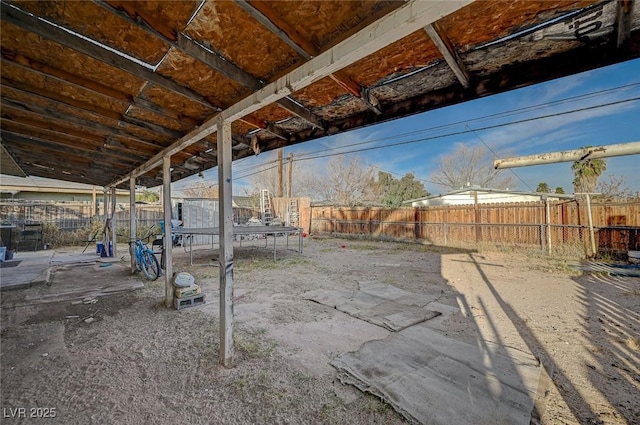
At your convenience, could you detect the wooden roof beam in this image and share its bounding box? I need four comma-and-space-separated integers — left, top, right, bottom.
616, 0, 635, 48
0, 81, 183, 140
2, 113, 161, 161
94, 0, 324, 130
112, 0, 475, 187
238, 0, 381, 115
1, 50, 129, 102
0, 144, 26, 177
424, 22, 470, 89
0, 98, 164, 150
0, 54, 199, 128
239, 115, 288, 141
1, 78, 122, 121
1, 130, 141, 167
0, 1, 214, 108
233, 0, 317, 59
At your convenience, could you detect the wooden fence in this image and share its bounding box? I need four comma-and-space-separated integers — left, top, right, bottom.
310, 201, 640, 256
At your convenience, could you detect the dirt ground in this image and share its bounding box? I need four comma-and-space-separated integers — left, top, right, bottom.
1, 236, 638, 425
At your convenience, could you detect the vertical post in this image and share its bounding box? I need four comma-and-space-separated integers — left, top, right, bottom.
586, 193, 596, 257
110, 187, 117, 257
92, 186, 97, 216
277, 148, 284, 198
102, 190, 108, 221
218, 117, 235, 367
545, 197, 552, 255
163, 156, 173, 307
444, 222, 448, 246
287, 152, 293, 198
129, 176, 136, 273
474, 190, 481, 243
103, 189, 110, 255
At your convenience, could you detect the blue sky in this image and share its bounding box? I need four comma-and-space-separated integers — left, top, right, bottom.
174, 58, 640, 196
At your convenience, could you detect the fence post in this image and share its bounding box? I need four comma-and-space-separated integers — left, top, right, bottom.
444, 222, 448, 246
329, 207, 334, 235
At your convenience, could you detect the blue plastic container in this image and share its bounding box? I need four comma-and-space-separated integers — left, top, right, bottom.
96, 242, 104, 256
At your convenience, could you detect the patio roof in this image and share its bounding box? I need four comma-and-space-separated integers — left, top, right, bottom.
1, 0, 637, 189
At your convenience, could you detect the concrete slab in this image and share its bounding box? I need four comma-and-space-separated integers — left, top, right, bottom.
0, 249, 117, 291
0, 250, 55, 290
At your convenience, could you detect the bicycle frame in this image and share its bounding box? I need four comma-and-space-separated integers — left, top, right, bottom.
132, 234, 160, 280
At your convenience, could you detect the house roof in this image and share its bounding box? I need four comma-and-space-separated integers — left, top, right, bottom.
1, 1, 638, 189
404, 187, 575, 204
0, 174, 127, 194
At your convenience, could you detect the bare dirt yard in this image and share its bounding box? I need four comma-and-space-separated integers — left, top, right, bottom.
1, 236, 638, 425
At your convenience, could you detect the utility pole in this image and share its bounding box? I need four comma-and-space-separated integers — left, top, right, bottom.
287, 152, 293, 198
277, 148, 284, 197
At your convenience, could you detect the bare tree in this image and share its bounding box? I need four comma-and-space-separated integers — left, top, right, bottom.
312, 155, 377, 206
430, 144, 515, 190
247, 161, 284, 197
595, 174, 637, 201
183, 181, 219, 198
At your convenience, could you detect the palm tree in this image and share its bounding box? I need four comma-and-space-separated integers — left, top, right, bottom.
571, 149, 607, 194
536, 182, 550, 193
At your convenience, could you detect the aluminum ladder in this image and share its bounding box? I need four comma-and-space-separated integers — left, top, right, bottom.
260, 189, 273, 225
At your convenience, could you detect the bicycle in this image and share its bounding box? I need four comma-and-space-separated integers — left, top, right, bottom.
132, 230, 161, 281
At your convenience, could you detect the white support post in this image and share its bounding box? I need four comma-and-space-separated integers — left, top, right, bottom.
110, 186, 117, 257
217, 117, 235, 367
545, 197, 552, 255
129, 176, 136, 273
102, 190, 108, 220
163, 156, 173, 308
585, 194, 596, 258
102, 190, 110, 255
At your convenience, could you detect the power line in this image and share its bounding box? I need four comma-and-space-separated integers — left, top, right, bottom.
467, 125, 534, 191
292, 83, 640, 160
231, 96, 639, 187
292, 97, 639, 162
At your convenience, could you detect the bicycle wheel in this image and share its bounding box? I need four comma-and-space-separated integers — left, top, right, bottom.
140, 249, 161, 280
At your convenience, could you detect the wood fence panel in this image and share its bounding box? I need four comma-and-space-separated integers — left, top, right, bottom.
309, 201, 640, 254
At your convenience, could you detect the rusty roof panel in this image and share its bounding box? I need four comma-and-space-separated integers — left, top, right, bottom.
1, 0, 637, 188
439, 0, 597, 51
264, 1, 405, 50
141, 86, 214, 122
105, 0, 199, 40
1, 61, 128, 115
293, 77, 347, 108
13, 0, 170, 64
314, 95, 370, 121
373, 64, 459, 104
1, 22, 145, 97
251, 103, 296, 124
345, 30, 442, 87
185, 1, 300, 81
126, 106, 191, 134
157, 49, 251, 108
